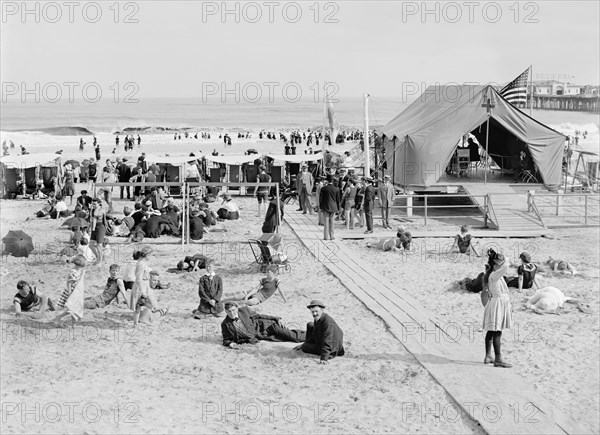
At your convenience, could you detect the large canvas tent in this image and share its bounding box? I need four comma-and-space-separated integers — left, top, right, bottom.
381, 85, 566, 189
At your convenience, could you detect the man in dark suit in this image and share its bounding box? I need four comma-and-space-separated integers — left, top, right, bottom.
363, 177, 376, 234
319, 175, 341, 241
221, 302, 305, 348
117, 157, 132, 199
295, 300, 344, 364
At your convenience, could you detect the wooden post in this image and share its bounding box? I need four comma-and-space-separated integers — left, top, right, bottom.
181, 182, 186, 251
585, 194, 588, 225
424, 195, 428, 226
276, 184, 281, 233
484, 195, 488, 228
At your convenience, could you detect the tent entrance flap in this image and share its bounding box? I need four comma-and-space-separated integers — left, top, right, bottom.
471, 117, 529, 173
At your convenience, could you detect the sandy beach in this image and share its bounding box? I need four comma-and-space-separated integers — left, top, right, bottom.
1, 193, 493, 434
1, 185, 598, 433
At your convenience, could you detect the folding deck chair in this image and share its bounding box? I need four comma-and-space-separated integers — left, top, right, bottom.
248, 235, 291, 274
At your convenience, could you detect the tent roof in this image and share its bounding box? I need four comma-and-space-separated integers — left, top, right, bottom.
267, 154, 323, 163
381, 85, 566, 187
203, 154, 257, 165
0, 153, 61, 168
144, 154, 201, 165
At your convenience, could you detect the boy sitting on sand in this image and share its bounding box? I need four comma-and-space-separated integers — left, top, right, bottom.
450, 225, 480, 256
84, 264, 130, 309
13, 280, 55, 317
223, 265, 286, 306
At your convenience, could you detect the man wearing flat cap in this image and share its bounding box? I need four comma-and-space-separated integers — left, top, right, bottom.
294, 300, 345, 364
378, 174, 395, 229
221, 302, 305, 348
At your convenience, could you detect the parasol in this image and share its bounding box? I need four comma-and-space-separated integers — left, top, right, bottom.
2, 230, 34, 258
64, 159, 80, 168
61, 217, 89, 228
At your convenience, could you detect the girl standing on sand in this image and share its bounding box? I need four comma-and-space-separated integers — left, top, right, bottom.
89, 198, 107, 263
482, 250, 512, 368
62, 164, 75, 205
131, 246, 168, 326
55, 256, 87, 323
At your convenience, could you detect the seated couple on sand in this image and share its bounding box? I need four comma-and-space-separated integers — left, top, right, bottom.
194, 264, 286, 319
222, 299, 345, 365
458, 251, 538, 293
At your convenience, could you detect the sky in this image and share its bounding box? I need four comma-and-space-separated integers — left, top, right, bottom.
1, 0, 599, 99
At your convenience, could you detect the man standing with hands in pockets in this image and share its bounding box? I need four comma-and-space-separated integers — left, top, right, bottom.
378, 174, 395, 229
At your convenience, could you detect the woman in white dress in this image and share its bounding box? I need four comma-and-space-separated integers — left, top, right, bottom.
481, 250, 512, 368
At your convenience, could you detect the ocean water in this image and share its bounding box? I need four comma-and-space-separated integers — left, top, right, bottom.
1, 97, 598, 160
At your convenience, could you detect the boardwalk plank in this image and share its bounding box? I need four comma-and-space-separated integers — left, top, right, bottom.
284, 209, 584, 435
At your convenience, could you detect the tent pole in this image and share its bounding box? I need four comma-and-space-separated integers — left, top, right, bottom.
181, 182, 185, 252
392, 137, 396, 187
484, 118, 489, 184
403, 137, 407, 191
364, 93, 370, 177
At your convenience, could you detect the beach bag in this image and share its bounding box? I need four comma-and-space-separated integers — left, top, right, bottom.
480, 288, 490, 307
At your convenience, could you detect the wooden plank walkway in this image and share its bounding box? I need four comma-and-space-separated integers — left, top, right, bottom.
284, 209, 583, 435
462, 184, 546, 232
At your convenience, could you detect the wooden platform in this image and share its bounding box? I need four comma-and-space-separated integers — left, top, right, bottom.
284, 209, 583, 434
462, 184, 547, 232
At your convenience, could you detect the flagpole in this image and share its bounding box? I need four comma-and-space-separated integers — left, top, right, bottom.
322, 95, 326, 175
529, 64, 533, 116
364, 93, 370, 177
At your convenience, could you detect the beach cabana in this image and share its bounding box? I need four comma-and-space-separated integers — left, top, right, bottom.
144, 154, 199, 195
381, 85, 567, 189
267, 153, 324, 179
203, 154, 261, 189
0, 153, 62, 197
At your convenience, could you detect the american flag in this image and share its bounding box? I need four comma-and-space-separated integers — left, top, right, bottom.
500, 67, 530, 106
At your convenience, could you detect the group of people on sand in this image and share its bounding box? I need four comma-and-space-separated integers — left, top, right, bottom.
14, 246, 345, 364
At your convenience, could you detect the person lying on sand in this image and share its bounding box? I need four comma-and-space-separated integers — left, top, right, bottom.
450, 225, 480, 256
222, 265, 286, 306
544, 256, 577, 276
294, 300, 345, 365
396, 225, 412, 251
457, 264, 490, 293
221, 301, 305, 349
14, 280, 55, 317
521, 286, 591, 315
177, 254, 209, 272
367, 237, 402, 252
